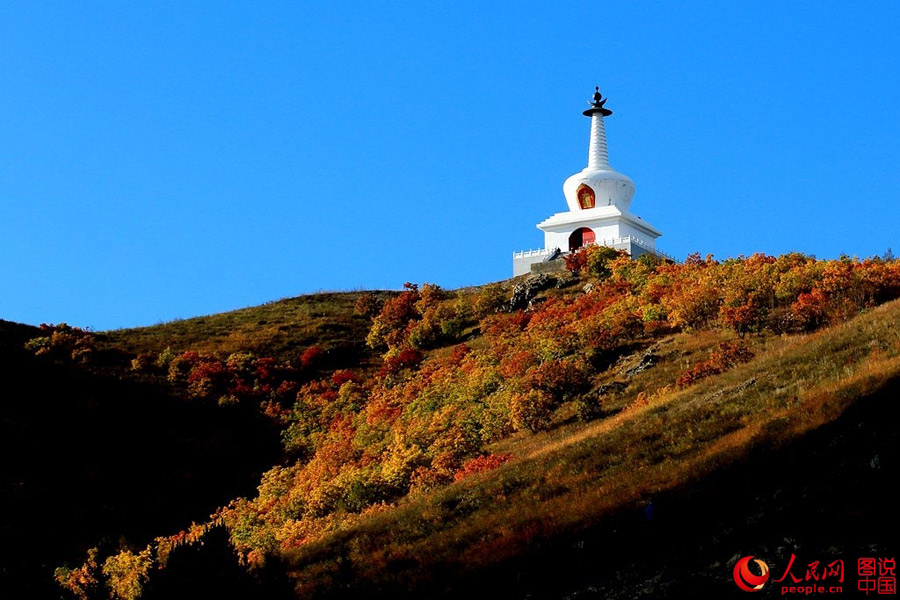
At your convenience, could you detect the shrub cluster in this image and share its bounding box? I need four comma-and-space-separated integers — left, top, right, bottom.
24, 323, 95, 363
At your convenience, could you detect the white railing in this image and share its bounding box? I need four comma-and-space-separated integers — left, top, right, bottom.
622, 236, 678, 262
513, 235, 678, 262
512, 247, 556, 259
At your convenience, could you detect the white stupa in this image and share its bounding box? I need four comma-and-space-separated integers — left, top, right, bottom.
513, 87, 670, 276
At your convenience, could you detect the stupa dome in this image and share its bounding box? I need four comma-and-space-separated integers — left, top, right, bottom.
563, 168, 635, 212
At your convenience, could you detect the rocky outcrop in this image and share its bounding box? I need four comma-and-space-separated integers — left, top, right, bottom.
622, 348, 658, 378
510, 274, 556, 311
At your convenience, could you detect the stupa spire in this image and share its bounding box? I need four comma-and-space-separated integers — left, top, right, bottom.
583, 87, 611, 170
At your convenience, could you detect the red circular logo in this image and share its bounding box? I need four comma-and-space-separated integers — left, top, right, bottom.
733, 556, 770, 592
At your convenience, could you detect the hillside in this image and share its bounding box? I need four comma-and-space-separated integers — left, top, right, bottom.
3, 249, 899, 599
277, 299, 900, 598
102, 291, 396, 368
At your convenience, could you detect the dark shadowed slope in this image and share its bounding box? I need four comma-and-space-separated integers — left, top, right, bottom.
0, 323, 283, 599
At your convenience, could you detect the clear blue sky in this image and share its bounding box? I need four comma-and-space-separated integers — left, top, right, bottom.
2, 2, 898, 330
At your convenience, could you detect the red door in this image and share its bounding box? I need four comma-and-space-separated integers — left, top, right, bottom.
568, 228, 595, 251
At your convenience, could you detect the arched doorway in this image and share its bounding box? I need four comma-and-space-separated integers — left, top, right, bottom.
568, 227, 596, 252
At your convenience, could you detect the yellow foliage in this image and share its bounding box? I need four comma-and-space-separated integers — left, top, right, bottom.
101, 547, 153, 600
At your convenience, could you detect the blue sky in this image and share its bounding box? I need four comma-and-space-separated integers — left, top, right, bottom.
2, 2, 898, 330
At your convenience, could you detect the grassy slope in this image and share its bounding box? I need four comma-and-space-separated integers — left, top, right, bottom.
278, 299, 900, 598
103, 291, 396, 366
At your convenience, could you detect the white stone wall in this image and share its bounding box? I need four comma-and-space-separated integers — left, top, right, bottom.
512, 254, 548, 276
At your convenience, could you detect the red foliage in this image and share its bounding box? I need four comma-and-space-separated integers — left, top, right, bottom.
331, 369, 360, 386
720, 293, 766, 337
483, 311, 531, 339
367, 286, 422, 350
378, 348, 425, 378
187, 360, 231, 398
676, 341, 755, 388
449, 344, 471, 364
453, 453, 514, 482
230, 379, 257, 398
398, 348, 424, 367
525, 359, 590, 402
564, 247, 590, 273
187, 360, 228, 382
499, 350, 537, 379
166, 351, 201, 382
300, 346, 324, 369
791, 288, 829, 331
275, 379, 299, 399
